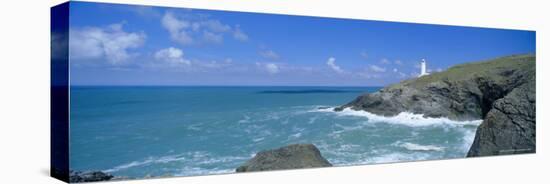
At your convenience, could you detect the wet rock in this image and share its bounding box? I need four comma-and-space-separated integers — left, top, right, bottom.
337, 54, 536, 157
69, 170, 114, 183
467, 78, 536, 156
236, 144, 332, 172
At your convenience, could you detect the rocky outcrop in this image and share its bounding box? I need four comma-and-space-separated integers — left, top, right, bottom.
69, 170, 113, 183
467, 77, 536, 156
236, 144, 332, 172
336, 54, 535, 157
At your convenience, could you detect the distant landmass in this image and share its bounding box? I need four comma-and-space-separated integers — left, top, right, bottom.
336, 54, 536, 156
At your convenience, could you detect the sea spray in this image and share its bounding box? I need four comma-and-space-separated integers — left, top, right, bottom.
314, 107, 483, 127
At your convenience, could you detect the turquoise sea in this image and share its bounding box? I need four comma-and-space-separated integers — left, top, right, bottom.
69, 86, 481, 178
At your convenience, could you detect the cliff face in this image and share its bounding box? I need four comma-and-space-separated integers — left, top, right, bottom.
467, 77, 536, 156
236, 144, 332, 172
336, 54, 535, 156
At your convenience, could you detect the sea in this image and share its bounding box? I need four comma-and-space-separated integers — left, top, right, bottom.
69, 86, 482, 178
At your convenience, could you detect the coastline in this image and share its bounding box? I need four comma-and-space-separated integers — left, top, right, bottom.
68, 54, 535, 181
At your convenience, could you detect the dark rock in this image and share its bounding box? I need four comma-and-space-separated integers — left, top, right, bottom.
69, 170, 113, 183
339, 54, 534, 121
467, 75, 536, 156
236, 144, 332, 172
336, 54, 535, 157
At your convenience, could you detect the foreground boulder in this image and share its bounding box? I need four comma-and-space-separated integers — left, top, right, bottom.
69, 170, 113, 183
236, 144, 332, 172
336, 54, 535, 157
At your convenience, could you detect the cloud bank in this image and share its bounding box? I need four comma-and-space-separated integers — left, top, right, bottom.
154, 47, 191, 66
161, 12, 248, 45
70, 23, 146, 64
327, 57, 344, 74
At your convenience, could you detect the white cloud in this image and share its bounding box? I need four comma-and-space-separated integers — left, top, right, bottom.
154, 47, 191, 66
130, 6, 161, 19
436, 68, 444, 72
225, 58, 233, 64
161, 12, 247, 45
394, 60, 403, 65
202, 31, 223, 43
162, 12, 193, 45
200, 20, 231, 32
360, 51, 368, 60
199, 59, 233, 69
391, 68, 407, 78
326, 57, 344, 74
369, 65, 386, 72
265, 63, 280, 74
233, 25, 249, 41
357, 71, 380, 79
70, 23, 146, 64
259, 50, 279, 60
256, 62, 279, 74
380, 58, 390, 64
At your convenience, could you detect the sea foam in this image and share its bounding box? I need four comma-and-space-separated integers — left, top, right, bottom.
103, 151, 248, 174
399, 142, 445, 152
314, 107, 483, 127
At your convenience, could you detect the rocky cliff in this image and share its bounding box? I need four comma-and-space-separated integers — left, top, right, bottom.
236, 144, 332, 172
336, 54, 535, 157
467, 77, 535, 156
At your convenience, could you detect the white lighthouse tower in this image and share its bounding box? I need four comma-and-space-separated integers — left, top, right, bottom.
419, 59, 429, 77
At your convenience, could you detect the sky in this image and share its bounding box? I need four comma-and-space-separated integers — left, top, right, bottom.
66, 2, 536, 86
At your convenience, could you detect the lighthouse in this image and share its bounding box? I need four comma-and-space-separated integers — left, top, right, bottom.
419, 59, 429, 77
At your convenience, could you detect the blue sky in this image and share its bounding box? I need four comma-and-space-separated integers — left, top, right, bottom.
67, 2, 535, 86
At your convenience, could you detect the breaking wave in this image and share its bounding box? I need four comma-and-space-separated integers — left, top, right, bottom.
399, 142, 445, 152
103, 151, 248, 174
313, 107, 483, 127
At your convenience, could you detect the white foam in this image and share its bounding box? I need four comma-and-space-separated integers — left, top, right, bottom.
315, 107, 482, 127
281, 118, 289, 125
266, 113, 280, 121
252, 137, 265, 142
103, 159, 151, 173
399, 142, 445, 152
460, 128, 478, 153
289, 132, 302, 139
187, 123, 202, 131
368, 152, 432, 164
174, 167, 233, 177
103, 152, 247, 173
338, 144, 361, 151
238, 115, 251, 124
103, 152, 198, 173
328, 123, 365, 138
312, 106, 335, 113
307, 116, 318, 124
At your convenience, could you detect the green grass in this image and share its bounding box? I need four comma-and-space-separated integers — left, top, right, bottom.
394, 54, 535, 88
